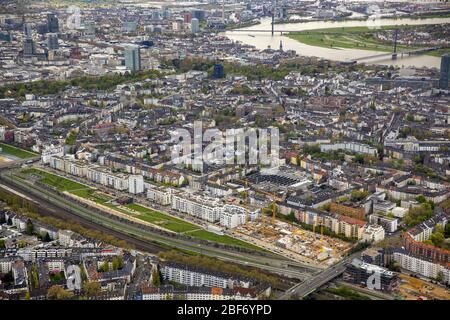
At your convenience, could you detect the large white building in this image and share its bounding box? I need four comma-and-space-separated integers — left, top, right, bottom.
128, 175, 144, 194
369, 214, 398, 233
320, 142, 377, 156
393, 249, 450, 285
147, 185, 173, 205
160, 262, 251, 289
362, 224, 385, 243
220, 204, 260, 229
171, 193, 222, 223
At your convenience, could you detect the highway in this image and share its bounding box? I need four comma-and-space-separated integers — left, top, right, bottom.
280, 251, 362, 300
0, 168, 315, 281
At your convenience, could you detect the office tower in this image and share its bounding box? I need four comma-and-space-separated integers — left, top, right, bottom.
191, 9, 206, 21
23, 23, 32, 37
47, 13, 59, 33
152, 10, 161, 20
23, 37, 36, 56
37, 23, 48, 35
213, 63, 225, 79
47, 33, 59, 50
184, 12, 192, 23
163, 9, 172, 19
439, 54, 450, 90
191, 18, 200, 34
124, 45, 141, 72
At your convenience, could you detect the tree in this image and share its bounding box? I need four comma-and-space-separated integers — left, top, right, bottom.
112, 256, 123, 271
83, 282, 101, 298
25, 292, 31, 300
99, 261, 109, 272
430, 232, 445, 247
152, 268, 161, 287
436, 271, 444, 284
25, 219, 34, 235
42, 232, 51, 242
0, 239, 5, 249
47, 285, 74, 300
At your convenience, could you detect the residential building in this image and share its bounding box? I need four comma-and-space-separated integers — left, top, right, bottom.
124, 45, 141, 72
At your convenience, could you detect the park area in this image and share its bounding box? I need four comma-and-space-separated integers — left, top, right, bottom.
19, 168, 260, 250
287, 26, 447, 57
21, 168, 90, 192
0, 142, 38, 160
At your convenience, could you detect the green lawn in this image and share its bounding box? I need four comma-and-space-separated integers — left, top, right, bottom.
0, 143, 38, 159
126, 203, 261, 250
287, 25, 446, 56
21, 168, 90, 192
70, 189, 113, 204
19, 168, 263, 251
125, 203, 200, 233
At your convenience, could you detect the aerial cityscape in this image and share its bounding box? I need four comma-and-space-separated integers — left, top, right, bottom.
0, 0, 449, 304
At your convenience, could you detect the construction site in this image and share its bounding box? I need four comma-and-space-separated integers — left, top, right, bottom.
231, 203, 352, 268
398, 274, 450, 300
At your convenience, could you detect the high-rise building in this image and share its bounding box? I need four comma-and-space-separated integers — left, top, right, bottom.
47, 33, 59, 50
191, 18, 200, 34
124, 45, 141, 72
23, 23, 32, 37
439, 54, 450, 90
37, 23, 48, 35
213, 63, 225, 79
23, 37, 36, 56
184, 12, 192, 23
128, 175, 144, 194
47, 13, 59, 33
152, 10, 161, 21
191, 9, 206, 21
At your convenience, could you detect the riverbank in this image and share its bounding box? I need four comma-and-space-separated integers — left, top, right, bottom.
286, 25, 449, 58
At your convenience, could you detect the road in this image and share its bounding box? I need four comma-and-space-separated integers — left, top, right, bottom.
280, 251, 362, 300
0, 169, 314, 281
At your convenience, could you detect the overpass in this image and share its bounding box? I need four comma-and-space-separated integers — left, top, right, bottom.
280, 251, 362, 299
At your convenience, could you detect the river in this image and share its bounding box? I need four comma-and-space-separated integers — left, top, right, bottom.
225, 17, 450, 69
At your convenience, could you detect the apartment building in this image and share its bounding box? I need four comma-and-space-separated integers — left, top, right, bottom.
171, 193, 222, 223
362, 224, 385, 243
220, 204, 260, 229
392, 248, 450, 284
369, 214, 398, 233
147, 185, 173, 206
160, 262, 252, 289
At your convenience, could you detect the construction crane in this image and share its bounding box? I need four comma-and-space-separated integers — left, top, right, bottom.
244, 179, 249, 224
271, 202, 277, 226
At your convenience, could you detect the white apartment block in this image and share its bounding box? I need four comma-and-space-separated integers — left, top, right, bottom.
320, 142, 377, 156
147, 185, 172, 206
0, 258, 13, 274
46, 259, 66, 273
362, 224, 385, 243
171, 194, 222, 223
161, 265, 229, 288
369, 214, 398, 233
220, 204, 260, 229
128, 175, 144, 194
393, 250, 450, 285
